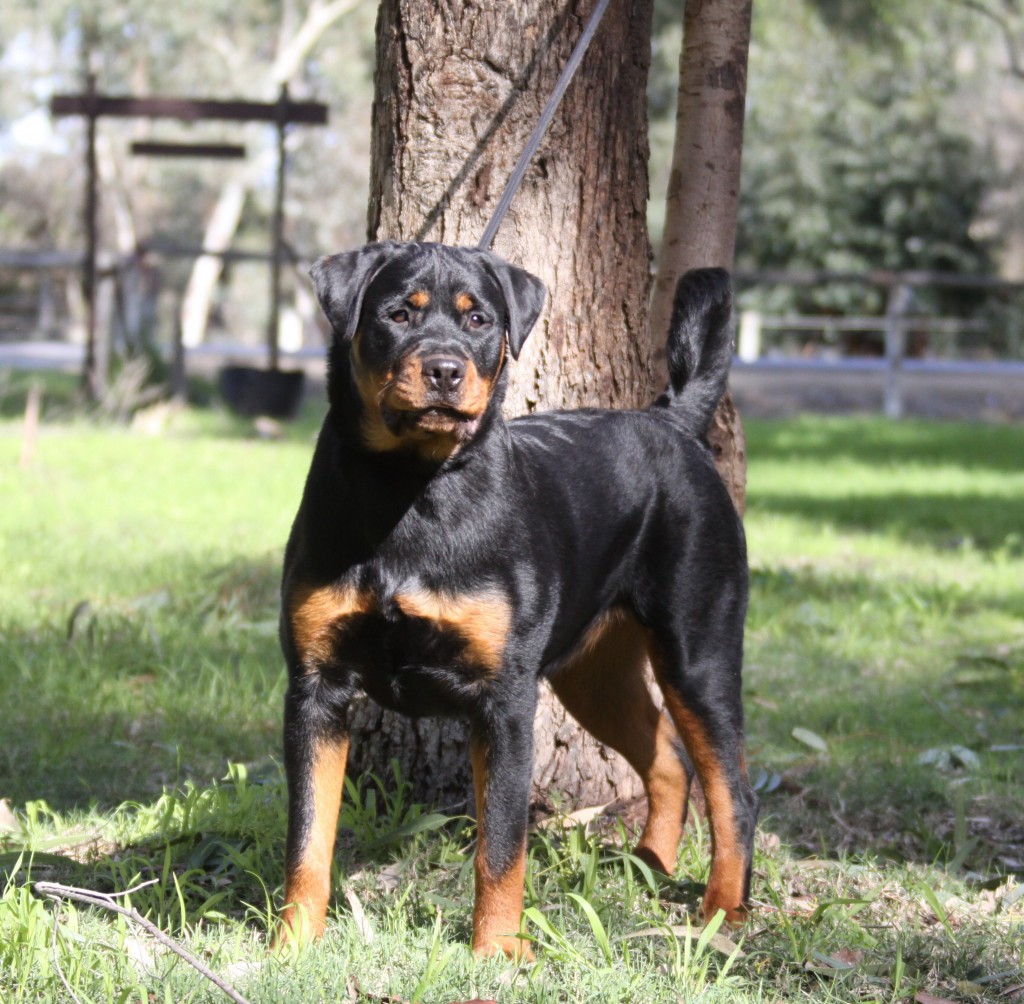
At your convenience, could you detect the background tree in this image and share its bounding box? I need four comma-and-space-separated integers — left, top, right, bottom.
738, 1, 996, 316
347, 0, 659, 811
344, 0, 755, 813
649, 0, 752, 513
0, 0, 376, 356
179, 0, 365, 350
5, 0, 1022, 365
732, 0, 1024, 357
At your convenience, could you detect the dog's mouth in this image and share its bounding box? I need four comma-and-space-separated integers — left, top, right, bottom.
383, 404, 483, 441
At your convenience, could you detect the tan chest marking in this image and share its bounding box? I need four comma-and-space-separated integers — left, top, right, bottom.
288, 582, 376, 668
394, 589, 511, 672
289, 583, 511, 674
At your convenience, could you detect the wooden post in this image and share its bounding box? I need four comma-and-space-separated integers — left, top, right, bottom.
20, 382, 42, 468
37, 272, 57, 339
82, 72, 100, 400
884, 283, 912, 420
172, 296, 187, 403
268, 85, 288, 373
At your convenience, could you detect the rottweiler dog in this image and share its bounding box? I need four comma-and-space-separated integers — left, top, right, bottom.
275, 241, 758, 958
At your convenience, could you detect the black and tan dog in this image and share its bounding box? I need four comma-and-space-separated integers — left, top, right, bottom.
275, 240, 758, 958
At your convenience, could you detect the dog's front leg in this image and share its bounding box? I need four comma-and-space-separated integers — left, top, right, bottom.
274, 674, 351, 949
469, 704, 535, 960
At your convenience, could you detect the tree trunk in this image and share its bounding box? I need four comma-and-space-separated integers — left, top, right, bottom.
649, 0, 752, 514
349, 0, 656, 812
181, 178, 247, 349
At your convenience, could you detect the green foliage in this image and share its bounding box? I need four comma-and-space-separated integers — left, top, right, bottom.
738, 1, 997, 316
804, 0, 920, 46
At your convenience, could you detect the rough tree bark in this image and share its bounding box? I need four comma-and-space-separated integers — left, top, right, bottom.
649, 0, 752, 514
345, 0, 657, 812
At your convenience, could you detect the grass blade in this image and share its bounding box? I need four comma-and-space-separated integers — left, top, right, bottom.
567, 893, 613, 964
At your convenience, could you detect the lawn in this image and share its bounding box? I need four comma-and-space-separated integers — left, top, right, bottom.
0, 395, 1021, 1003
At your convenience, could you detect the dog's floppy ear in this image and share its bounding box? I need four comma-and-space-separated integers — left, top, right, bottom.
310, 242, 401, 341
479, 252, 547, 360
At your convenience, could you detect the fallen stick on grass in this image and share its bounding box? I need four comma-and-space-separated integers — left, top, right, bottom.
33, 880, 252, 1004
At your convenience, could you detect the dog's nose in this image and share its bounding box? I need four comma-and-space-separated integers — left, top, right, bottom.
423, 356, 465, 394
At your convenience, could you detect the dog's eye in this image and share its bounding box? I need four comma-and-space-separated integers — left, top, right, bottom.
390, 309, 409, 324
468, 312, 488, 330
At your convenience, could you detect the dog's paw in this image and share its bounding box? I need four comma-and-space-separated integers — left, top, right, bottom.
270, 905, 325, 957
472, 933, 534, 962
700, 897, 750, 927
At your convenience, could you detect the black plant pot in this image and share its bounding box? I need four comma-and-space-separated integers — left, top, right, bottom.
218, 365, 305, 419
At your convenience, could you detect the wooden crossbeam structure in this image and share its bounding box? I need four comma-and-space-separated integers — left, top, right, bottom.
130, 141, 247, 159
51, 93, 328, 125
50, 79, 328, 397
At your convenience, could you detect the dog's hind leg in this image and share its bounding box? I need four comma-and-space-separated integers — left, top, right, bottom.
648, 616, 759, 924
549, 611, 692, 875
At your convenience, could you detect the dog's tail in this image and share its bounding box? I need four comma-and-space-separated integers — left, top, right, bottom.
661, 268, 735, 437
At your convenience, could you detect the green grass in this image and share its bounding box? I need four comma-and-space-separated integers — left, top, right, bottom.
1, 403, 1022, 1002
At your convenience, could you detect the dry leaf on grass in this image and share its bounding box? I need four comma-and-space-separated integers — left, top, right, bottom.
344, 887, 374, 943
956, 980, 985, 998
377, 862, 403, 892
622, 924, 744, 957
831, 948, 864, 967
532, 800, 619, 831
0, 799, 19, 833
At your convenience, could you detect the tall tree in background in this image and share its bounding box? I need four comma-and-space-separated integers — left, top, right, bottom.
347, 0, 658, 811
738, 1, 998, 316
345, 0, 753, 812
650, 0, 752, 512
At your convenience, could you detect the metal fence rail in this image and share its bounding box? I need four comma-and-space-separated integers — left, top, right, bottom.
734, 269, 1024, 418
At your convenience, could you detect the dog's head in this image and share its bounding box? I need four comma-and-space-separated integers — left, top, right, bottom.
311, 242, 546, 462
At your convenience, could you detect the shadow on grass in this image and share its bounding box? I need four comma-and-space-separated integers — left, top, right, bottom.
4, 555, 1021, 873
0, 552, 292, 928
746, 564, 1024, 874
750, 488, 1023, 553
0, 554, 286, 811
753, 485, 1024, 549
